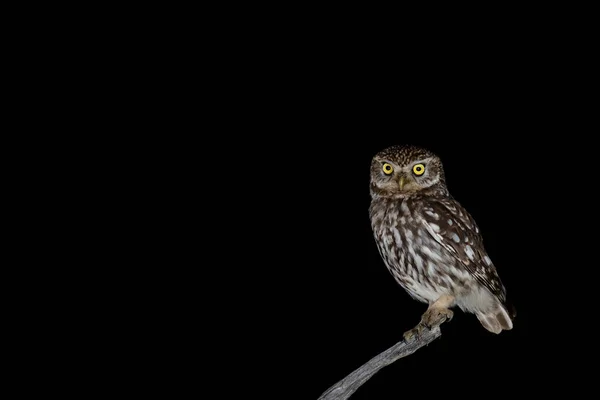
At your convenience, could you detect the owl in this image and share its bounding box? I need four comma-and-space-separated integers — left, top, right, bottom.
369, 145, 515, 337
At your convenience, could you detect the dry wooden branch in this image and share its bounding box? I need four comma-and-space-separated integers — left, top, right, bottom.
317, 325, 442, 400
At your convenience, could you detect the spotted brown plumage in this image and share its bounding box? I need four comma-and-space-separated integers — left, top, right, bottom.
369, 145, 515, 334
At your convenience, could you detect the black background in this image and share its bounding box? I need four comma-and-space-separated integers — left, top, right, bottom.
240, 129, 595, 399
192, 37, 597, 397
21, 9, 600, 399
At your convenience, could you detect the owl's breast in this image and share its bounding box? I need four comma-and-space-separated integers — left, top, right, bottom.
370, 198, 471, 303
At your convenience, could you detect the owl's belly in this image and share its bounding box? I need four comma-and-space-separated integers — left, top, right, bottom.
375, 224, 473, 304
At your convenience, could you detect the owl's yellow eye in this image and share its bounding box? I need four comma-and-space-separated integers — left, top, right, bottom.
382, 163, 394, 175
412, 164, 425, 176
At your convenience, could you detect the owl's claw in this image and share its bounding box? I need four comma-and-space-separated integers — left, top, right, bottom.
403, 324, 424, 343
421, 307, 453, 329
404, 307, 453, 343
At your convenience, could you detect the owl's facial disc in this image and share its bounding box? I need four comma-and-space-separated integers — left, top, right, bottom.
373, 157, 436, 196
370, 147, 446, 199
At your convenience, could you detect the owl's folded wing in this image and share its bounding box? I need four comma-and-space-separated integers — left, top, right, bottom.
418, 198, 507, 303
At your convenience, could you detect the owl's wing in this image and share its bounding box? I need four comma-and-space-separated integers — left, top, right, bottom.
418, 198, 507, 303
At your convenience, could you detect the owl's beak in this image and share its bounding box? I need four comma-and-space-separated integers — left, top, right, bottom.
399, 175, 406, 190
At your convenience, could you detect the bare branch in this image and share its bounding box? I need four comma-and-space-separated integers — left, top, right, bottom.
317, 326, 442, 400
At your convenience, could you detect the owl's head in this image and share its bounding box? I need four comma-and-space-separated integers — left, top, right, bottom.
370, 145, 448, 199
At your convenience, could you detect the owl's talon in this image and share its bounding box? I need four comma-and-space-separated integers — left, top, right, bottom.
403, 324, 424, 342
421, 307, 453, 329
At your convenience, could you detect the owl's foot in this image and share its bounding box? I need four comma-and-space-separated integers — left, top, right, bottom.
404, 296, 455, 343
421, 307, 453, 329
403, 308, 453, 343
403, 324, 424, 343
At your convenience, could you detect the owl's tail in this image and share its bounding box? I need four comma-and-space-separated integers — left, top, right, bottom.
476, 302, 514, 334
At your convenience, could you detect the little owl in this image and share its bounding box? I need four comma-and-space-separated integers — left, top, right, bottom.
369, 145, 515, 338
